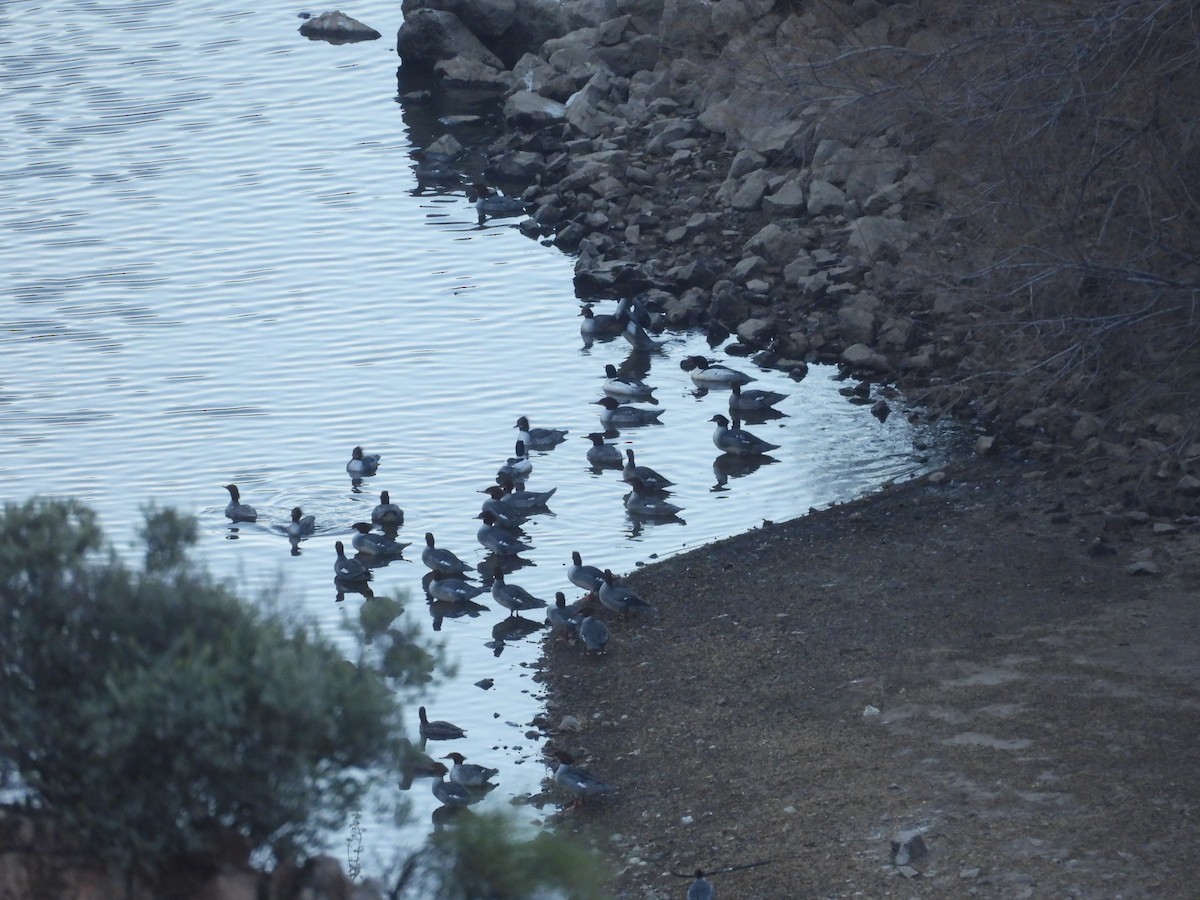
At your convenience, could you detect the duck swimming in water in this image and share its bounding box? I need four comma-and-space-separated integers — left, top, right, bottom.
496, 440, 533, 483
346, 446, 381, 478
419, 705, 466, 741
223, 484, 257, 523
602, 364, 658, 403
622, 448, 674, 491
493, 482, 556, 514
710, 414, 781, 456
442, 751, 499, 788
471, 182, 529, 223
515, 416, 568, 451
371, 490, 404, 528
421, 532, 473, 576
428, 762, 478, 808
476, 510, 534, 556
286, 506, 315, 539
624, 477, 685, 519
728, 381, 787, 412
426, 570, 487, 604
579, 304, 626, 339
333, 540, 371, 584
681, 355, 756, 388
593, 396, 664, 429
351, 522, 409, 557
584, 432, 623, 469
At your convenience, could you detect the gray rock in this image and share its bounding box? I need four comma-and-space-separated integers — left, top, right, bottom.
846, 215, 914, 261
807, 179, 846, 215
730, 170, 771, 210
397, 9, 504, 68
401, 0, 516, 37
646, 117, 696, 153
762, 179, 806, 216
737, 317, 775, 346
845, 145, 907, 201
890, 829, 928, 866
728, 148, 767, 180
744, 223, 804, 267
299, 11, 381, 43
842, 343, 892, 372
782, 253, 816, 285
563, 0, 621, 29
731, 255, 766, 280
434, 56, 513, 90
596, 34, 661, 76
837, 295, 879, 344
504, 90, 568, 126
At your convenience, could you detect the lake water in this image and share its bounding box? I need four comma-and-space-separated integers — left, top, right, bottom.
0, 0, 950, 881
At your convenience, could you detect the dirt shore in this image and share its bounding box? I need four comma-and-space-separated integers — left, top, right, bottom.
540, 457, 1200, 898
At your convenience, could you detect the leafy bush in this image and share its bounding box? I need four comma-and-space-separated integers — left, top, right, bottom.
0, 498, 408, 875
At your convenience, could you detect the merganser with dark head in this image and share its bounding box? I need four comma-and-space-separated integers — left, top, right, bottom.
346, 445, 381, 478
729, 381, 787, 412
593, 396, 664, 429
476, 510, 533, 556
427, 570, 487, 604
578, 607, 611, 655
223, 484, 257, 523
547, 591, 582, 640
333, 540, 371, 584
550, 750, 617, 807
371, 490, 404, 528
579, 303, 626, 339
710, 414, 781, 456
351, 522, 409, 558
428, 762, 477, 808
624, 477, 684, 519
622, 448, 674, 491
478, 485, 530, 528
496, 440, 532, 483
585, 432, 623, 469
493, 482, 556, 514
421, 532, 473, 576
471, 181, 529, 223
441, 751, 498, 788
599, 569, 653, 617
286, 506, 315, 539
419, 705, 466, 741
681, 355, 756, 388
568, 550, 605, 594
621, 317, 666, 351
515, 416, 568, 451
603, 364, 658, 403
490, 572, 547, 617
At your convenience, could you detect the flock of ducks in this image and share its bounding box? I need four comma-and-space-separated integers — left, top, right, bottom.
219, 289, 790, 891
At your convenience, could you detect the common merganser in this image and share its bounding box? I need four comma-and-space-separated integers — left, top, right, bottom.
624, 477, 684, 519
599, 569, 653, 617
585, 432, 623, 469
428, 762, 477, 807
616, 295, 653, 329
419, 705, 466, 741
371, 490, 404, 528
621, 317, 665, 351
223, 484, 257, 523
568, 550, 605, 594
515, 416, 568, 451
578, 608, 611, 655
346, 445, 381, 477
490, 572, 547, 617
333, 540, 371, 584
602, 364, 657, 403
687, 870, 716, 900
476, 510, 533, 556
593, 396, 664, 429
442, 751, 498, 788
421, 532, 473, 576
478, 485, 530, 528
286, 506, 315, 538
351, 522, 409, 557
622, 448, 674, 491
547, 591, 582, 640
427, 570, 487, 604
578, 304, 626, 338
471, 182, 529, 223
710, 414, 781, 456
496, 440, 532, 482
494, 482, 556, 513
681, 355, 756, 388
551, 750, 617, 807
729, 381, 787, 412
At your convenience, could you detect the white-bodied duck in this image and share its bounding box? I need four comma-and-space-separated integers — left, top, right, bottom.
223, 484, 257, 523
421, 532, 473, 576
351, 522, 409, 558
578, 303, 626, 339
622, 448, 674, 491
593, 396, 664, 429
710, 413, 781, 456
346, 445, 381, 478
496, 440, 533, 483
490, 572, 547, 617
681, 355, 756, 388
598, 569, 653, 617
515, 416, 568, 451
584, 432, 623, 469
333, 540, 371, 584
602, 364, 658, 403
442, 751, 498, 788
371, 490, 404, 528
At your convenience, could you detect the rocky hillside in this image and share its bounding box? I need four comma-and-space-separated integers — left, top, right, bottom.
399, 0, 1200, 519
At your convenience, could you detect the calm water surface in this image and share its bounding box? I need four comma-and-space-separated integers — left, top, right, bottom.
0, 0, 949, 877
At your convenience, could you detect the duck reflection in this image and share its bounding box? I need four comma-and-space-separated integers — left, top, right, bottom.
711, 452, 778, 491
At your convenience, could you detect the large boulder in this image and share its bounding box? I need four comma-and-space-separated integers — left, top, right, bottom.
397, 9, 505, 69
401, 0, 516, 37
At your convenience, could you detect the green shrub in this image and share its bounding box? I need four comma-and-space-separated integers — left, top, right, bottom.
0, 498, 409, 875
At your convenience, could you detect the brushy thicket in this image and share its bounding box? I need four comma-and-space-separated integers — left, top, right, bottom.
745, 0, 1199, 445
0, 498, 407, 875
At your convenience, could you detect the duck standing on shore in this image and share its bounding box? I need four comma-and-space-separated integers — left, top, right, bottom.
599, 569, 653, 617
550, 750, 617, 808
